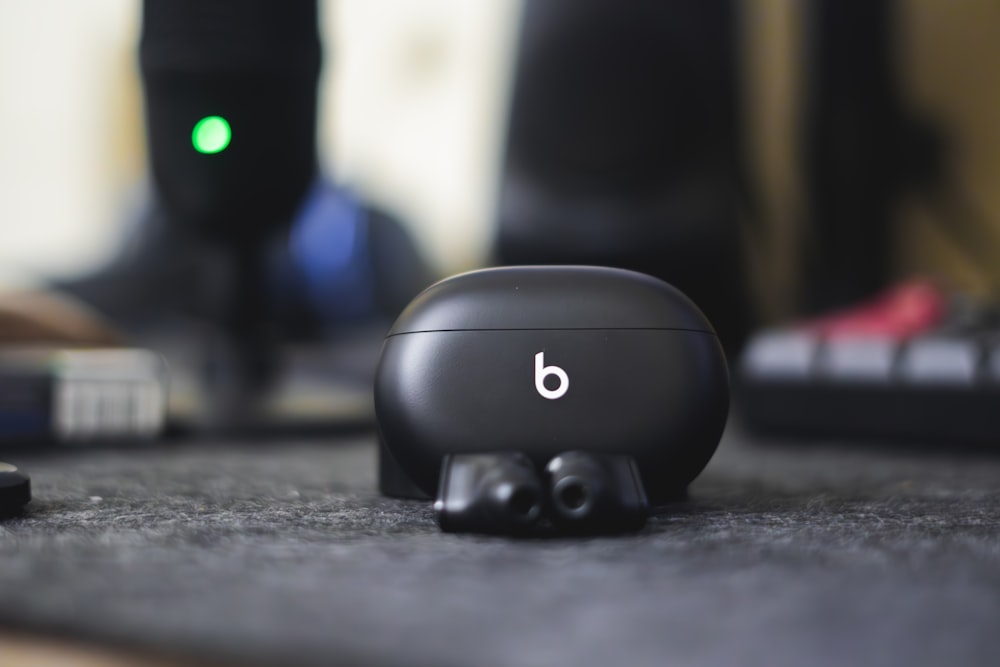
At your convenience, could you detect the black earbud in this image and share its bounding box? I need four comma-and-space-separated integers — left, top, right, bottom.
0, 462, 31, 518
435, 453, 544, 534
434, 451, 649, 535
545, 452, 648, 533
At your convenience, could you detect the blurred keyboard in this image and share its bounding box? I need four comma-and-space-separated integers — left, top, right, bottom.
738, 281, 1000, 444
0, 347, 167, 446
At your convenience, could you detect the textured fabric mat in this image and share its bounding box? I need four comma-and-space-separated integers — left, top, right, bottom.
0, 432, 998, 667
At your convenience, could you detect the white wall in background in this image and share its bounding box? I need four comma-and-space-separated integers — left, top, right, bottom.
0, 0, 142, 287
322, 0, 522, 273
0, 0, 522, 289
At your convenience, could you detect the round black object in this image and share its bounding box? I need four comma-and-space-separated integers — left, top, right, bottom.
375, 266, 730, 504
0, 462, 31, 516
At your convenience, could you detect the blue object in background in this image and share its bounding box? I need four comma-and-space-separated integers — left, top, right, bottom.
278, 179, 378, 329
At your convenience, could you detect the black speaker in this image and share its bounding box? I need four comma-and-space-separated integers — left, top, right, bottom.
495, 0, 753, 353
140, 0, 321, 241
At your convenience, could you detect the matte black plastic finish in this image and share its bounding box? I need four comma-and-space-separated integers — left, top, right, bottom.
0, 462, 31, 517
375, 266, 729, 503
435, 452, 544, 534
545, 452, 648, 532
378, 440, 431, 500
388, 265, 716, 335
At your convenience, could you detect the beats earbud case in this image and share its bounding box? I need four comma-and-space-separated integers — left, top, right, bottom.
375, 265, 729, 514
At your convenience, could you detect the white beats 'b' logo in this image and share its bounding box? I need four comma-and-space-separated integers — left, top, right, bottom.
534, 352, 569, 400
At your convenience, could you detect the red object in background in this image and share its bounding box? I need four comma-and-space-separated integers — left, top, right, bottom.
800, 280, 947, 340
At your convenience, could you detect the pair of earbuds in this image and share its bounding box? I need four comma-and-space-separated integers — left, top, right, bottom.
374, 266, 731, 537
434, 451, 649, 535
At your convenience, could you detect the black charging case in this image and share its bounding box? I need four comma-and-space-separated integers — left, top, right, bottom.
375, 265, 729, 504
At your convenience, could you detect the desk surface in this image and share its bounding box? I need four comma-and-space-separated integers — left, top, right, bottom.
0, 431, 998, 667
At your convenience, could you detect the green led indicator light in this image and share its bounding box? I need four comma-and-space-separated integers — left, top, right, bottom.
192, 116, 231, 154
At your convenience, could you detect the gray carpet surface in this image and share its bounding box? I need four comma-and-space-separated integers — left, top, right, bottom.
0, 431, 999, 667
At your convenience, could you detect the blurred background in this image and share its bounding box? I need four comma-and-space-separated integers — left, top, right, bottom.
2, 1, 999, 311
0, 0, 517, 286
1, 0, 1000, 441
